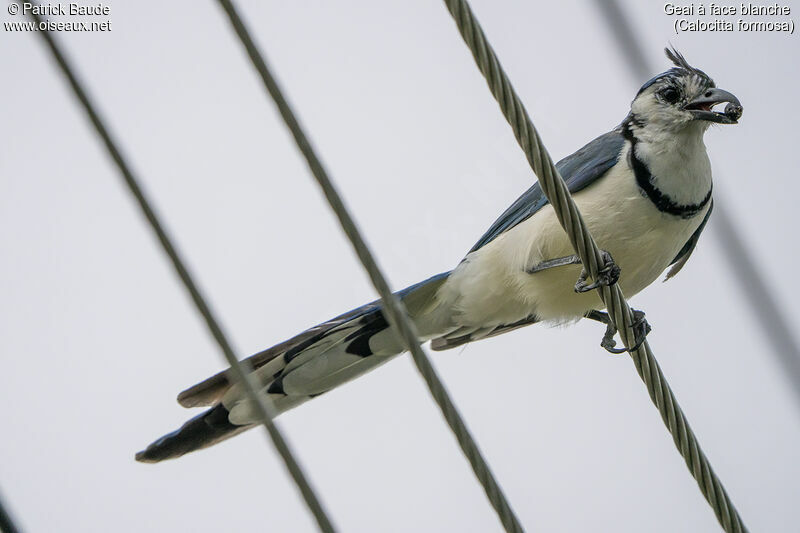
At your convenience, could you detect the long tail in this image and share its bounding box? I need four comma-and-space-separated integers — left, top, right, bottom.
136, 272, 452, 463
135, 404, 251, 463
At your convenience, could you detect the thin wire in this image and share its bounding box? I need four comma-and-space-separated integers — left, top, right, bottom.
214, 1, 525, 531
0, 489, 22, 533
593, 0, 800, 406
441, 0, 747, 531
26, 7, 336, 533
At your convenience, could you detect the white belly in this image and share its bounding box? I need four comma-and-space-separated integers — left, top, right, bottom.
439, 160, 709, 326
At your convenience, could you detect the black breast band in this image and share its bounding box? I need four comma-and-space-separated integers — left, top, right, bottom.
623, 122, 711, 219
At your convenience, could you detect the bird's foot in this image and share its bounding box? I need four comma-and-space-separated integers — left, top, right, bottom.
574, 250, 620, 293
584, 309, 651, 354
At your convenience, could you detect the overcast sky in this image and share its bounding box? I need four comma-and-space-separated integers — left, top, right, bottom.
2, 1, 799, 531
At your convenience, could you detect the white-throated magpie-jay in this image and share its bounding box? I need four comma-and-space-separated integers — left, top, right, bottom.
137, 47, 742, 463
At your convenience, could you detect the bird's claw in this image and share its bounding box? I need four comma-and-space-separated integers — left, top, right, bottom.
574, 250, 620, 293
586, 309, 651, 354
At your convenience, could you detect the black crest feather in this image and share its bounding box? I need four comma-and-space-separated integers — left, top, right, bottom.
637, 47, 714, 95
664, 46, 713, 83
665, 46, 693, 71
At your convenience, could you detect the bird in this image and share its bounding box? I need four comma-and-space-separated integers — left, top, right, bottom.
136, 47, 742, 463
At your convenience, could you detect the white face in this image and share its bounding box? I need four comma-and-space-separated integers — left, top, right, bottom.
630, 72, 715, 133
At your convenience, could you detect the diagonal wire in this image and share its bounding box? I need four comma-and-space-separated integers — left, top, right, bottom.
593, 0, 800, 407
441, 0, 747, 531
0, 488, 22, 533
214, 1, 525, 531
25, 7, 336, 533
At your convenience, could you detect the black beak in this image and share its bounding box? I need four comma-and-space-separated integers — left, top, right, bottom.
684, 88, 742, 124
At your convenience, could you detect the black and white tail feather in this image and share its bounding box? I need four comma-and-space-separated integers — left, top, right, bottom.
136, 270, 546, 462
138, 272, 461, 462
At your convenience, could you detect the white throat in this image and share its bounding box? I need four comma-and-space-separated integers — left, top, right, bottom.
630, 121, 713, 206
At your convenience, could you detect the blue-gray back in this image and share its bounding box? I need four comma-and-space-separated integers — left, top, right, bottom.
468, 129, 626, 254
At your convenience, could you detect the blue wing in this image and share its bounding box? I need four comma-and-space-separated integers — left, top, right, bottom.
468, 129, 626, 254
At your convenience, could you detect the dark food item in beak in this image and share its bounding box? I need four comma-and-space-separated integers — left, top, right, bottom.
724, 102, 743, 122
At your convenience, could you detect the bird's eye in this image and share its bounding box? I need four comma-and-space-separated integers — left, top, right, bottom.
659, 87, 680, 104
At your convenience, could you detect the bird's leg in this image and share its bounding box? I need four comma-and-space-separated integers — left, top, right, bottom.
584, 310, 620, 352
584, 309, 651, 354
526, 254, 582, 274
574, 250, 621, 293
527, 250, 620, 293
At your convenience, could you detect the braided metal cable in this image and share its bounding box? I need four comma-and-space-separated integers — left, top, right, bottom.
26, 7, 336, 532
215, 1, 525, 531
0, 489, 22, 533
442, 1, 747, 531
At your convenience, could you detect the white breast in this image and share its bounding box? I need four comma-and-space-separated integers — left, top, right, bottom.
438, 142, 710, 327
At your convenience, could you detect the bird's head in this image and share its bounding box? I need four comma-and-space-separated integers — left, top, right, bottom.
627, 47, 742, 136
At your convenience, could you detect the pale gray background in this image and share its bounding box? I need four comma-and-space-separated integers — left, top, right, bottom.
1, 1, 798, 531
